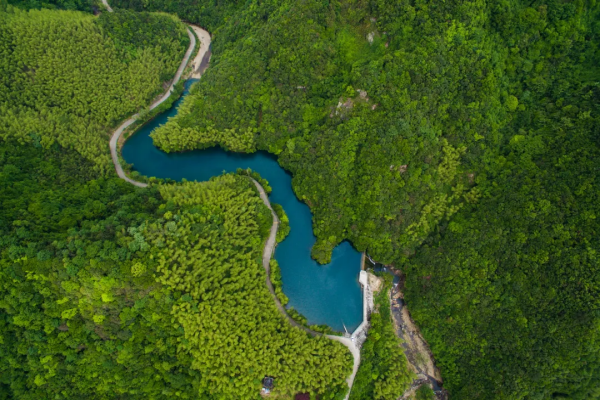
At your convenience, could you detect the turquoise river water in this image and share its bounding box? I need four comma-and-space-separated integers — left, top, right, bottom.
122, 80, 363, 332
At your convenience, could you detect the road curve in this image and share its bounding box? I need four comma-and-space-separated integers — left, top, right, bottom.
108, 28, 195, 187
105, 2, 210, 187
250, 177, 360, 400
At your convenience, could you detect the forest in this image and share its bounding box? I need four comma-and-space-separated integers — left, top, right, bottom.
7, 0, 94, 12
110, 0, 247, 33
0, 6, 189, 174
1, 0, 599, 398
403, 59, 600, 398
0, 140, 353, 399
0, 4, 354, 399
109, 0, 600, 398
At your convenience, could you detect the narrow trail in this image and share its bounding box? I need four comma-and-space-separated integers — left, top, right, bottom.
102, 1, 361, 397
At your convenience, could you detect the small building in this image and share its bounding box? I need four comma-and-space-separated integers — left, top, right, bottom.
261, 376, 274, 396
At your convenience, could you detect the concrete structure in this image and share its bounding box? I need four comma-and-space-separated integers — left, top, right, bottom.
348, 271, 373, 350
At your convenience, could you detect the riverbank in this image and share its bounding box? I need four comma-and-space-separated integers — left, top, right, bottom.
189, 25, 211, 78
116, 23, 203, 150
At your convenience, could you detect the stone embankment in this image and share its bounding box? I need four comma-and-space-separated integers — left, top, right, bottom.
391, 287, 441, 382
390, 277, 447, 399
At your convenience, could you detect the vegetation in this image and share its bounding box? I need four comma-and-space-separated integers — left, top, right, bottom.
0, 142, 185, 398
415, 385, 435, 400
403, 79, 600, 398
350, 275, 414, 400
272, 203, 291, 243
0, 6, 189, 174
110, 0, 246, 32
2, 0, 600, 398
111, 0, 600, 397
7, 0, 95, 12
269, 259, 289, 306
0, 141, 352, 398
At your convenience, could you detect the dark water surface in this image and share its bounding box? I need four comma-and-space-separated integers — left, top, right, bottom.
122, 80, 362, 332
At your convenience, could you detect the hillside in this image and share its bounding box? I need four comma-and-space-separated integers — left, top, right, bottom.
108, 0, 600, 398
0, 7, 189, 174
0, 6, 353, 399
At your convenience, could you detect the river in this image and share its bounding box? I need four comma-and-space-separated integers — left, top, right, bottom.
122, 79, 363, 332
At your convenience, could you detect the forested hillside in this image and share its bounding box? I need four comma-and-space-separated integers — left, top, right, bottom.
0, 6, 189, 174
111, 0, 246, 33
0, 141, 352, 398
402, 52, 600, 399
0, 5, 353, 398
140, 0, 600, 266
7, 0, 94, 12
109, 0, 600, 398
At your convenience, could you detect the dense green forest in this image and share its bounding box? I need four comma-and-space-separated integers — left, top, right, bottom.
1, 0, 599, 398
111, 0, 246, 33
0, 141, 352, 398
110, 0, 600, 398
0, 6, 189, 174
403, 65, 600, 398
7, 0, 94, 12
0, 5, 354, 398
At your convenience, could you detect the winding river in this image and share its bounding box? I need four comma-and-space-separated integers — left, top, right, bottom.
122, 80, 364, 333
